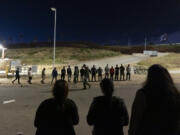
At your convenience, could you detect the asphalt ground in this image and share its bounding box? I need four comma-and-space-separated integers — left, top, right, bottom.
0, 74, 179, 135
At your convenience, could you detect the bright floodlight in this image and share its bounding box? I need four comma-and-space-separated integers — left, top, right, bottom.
0, 44, 3, 49
51, 8, 56, 11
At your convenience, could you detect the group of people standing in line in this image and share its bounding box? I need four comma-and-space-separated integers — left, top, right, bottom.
34, 64, 180, 135
11, 64, 131, 87
51, 64, 131, 85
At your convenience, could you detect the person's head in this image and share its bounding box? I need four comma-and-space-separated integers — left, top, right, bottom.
116, 64, 118, 67
144, 64, 174, 90
63, 66, 65, 69
52, 80, 69, 105
29, 67, 32, 71
54, 67, 56, 70
100, 78, 114, 97
68, 65, 70, 68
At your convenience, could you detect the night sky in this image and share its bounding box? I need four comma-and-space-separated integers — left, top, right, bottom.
0, 0, 180, 44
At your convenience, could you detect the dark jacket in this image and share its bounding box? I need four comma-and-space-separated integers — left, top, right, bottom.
34, 98, 79, 135
15, 70, 20, 78
87, 96, 129, 135
67, 68, 72, 75
120, 66, 125, 73
129, 89, 180, 135
80, 68, 85, 76
52, 69, 58, 77
115, 67, 119, 74
91, 67, 97, 75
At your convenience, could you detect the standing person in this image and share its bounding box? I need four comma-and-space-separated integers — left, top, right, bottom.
61, 66, 66, 80
83, 66, 91, 89
110, 66, 114, 81
76, 66, 79, 81
27, 67, 33, 84
104, 64, 109, 79
126, 64, 131, 80
97, 67, 103, 81
120, 64, 125, 81
87, 79, 129, 135
87, 67, 91, 82
51, 67, 58, 84
12, 67, 21, 84
80, 66, 85, 82
115, 65, 120, 81
73, 66, 79, 83
67, 65, 72, 82
129, 64, 180, 135
91, 65, 97, 82
34, 80, 79, 135
41, 68, 46, 84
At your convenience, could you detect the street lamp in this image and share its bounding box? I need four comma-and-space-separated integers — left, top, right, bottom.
51, 7, 57, 68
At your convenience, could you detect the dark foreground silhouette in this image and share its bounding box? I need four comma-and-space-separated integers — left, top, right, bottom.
129, 64, 180, 135
87, 78, 129, 135
34, 80, 79, 135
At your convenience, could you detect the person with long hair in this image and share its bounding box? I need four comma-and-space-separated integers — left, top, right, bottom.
87, 78, 129, 135
129, 64, 180, 135
34, 80, 79, 135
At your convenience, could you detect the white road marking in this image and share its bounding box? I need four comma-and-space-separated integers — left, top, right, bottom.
3, 99, 16, 104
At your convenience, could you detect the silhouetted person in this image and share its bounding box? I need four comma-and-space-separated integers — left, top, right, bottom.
67, 66, 72, 82
27, 67, 32, 84
87, 78, 129, 135
115, 65, 119, 81
97, 67, 103, 81
83, 66, 91, 89
120, 64, 125, 81
34, 80, 79, 135
129, 64, 180, 135
126, 64, 131, 80
104, 64, 109, 79
12, 67, 20, 84
80, 66, 85, 81
91, 65, 97, 82
73, 66, 79, 83
110, 66, 114, 80
61, 66, 66, 80
51, 67, 58, 84
41, 68, 46, 84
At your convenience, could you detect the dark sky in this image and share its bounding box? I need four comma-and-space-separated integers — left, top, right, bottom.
0, 0, 180, 44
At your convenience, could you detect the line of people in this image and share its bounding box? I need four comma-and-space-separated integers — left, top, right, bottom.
34, 64, 180, 135
51, 64, 132, 84
11, 64, 131, 85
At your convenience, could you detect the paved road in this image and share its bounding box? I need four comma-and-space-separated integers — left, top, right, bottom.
0, 75, 179, 135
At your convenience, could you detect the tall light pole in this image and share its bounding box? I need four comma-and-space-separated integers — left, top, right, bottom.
51, 7, 57, 68
144, 37, 147, 51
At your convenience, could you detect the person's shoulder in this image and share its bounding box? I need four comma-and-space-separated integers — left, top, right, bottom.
38, 98, 54, 108
136, 89, 146, 96
41, 98, 54, 104
65, 98, 77, 106
135, 89, 147, 102
112, 96, 125, 104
